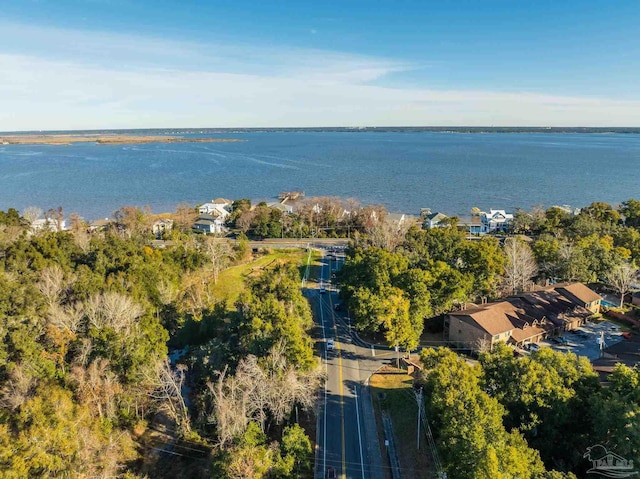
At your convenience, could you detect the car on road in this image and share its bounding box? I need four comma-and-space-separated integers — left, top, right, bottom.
326, 467, 337, 479
326, 339, 335, 351
319, 287, 326, 294
622, 331, 632, 340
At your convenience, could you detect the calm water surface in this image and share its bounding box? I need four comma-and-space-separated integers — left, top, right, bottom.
1, 132, 639, 220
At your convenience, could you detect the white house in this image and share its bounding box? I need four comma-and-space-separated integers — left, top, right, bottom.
481, 209, 513, 234
193, 216, 226, 235
32, 218, 67, 232
198, 198, 233, 220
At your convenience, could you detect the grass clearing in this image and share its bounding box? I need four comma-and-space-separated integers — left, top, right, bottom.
370, 371, 436, 479
211, 249, 309, 309
306, 249, 324, 285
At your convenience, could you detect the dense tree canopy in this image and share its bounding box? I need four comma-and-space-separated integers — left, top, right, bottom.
0, 208, 318, 478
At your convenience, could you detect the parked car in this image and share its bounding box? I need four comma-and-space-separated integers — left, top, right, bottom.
525, 343, 540, 352
622, 332, 632, 340
334, 303, 343, 311
326, 466, 337, 479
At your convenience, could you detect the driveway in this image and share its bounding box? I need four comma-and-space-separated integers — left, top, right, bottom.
538, 320, 625, 361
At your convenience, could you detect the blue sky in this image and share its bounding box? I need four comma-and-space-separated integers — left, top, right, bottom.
1, 0, 639, 129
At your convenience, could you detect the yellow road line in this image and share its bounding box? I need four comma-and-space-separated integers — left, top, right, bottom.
328, 286, 347, 479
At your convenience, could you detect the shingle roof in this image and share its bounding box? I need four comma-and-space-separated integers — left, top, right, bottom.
450, 302, 519, 336
450, 282, 600, 337
555, 282, 602, 305
427, 212, 447, 221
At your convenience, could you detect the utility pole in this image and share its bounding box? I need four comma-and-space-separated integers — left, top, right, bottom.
416, 387, 423, 450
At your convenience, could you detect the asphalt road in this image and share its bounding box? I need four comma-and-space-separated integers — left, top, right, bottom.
312, 251, 389, 479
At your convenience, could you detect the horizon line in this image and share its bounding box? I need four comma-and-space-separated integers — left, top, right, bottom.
3, 125, 640, 134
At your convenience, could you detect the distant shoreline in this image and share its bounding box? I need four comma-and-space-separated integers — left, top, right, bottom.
0, 134, 245, 146
2, 127, 640, 136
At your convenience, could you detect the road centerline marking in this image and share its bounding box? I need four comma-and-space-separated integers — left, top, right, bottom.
328, 286, 347, 479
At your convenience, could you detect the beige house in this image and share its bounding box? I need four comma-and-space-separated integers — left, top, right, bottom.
446, 282, 602, 350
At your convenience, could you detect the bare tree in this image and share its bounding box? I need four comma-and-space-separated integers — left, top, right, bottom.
45, 206, 65, 232
74, 337, 94, 367
475, 336, 492, 354
0, 363, 36, 410
113, 206, 150, 237
47, 302, 84, 334
84, 292, 144, 332
206, 341, 322, 446
72, 358, 122, 419
203, 238, 233, 284
180, 271, 212, 317
38, 264, 66, 306
207, 365, 253, 446
22, 206, 42, 226
368, 216, 411, 251
503, 237, 538, 295
605, 263, 639, 308
67, 212, 92, 252
173, 202, 197, 232
147, 360, 191, 435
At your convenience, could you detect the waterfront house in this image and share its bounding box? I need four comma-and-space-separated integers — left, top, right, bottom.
32, 218, 67, 232
445, 282, 602, 350
193, 215, 226, 235
458, 215, 483, 235
198, 198, 233, 219
481, 209, 513, 234
268, 202, 294, 214
88, 218, 113, 233
423, 211, 449, 229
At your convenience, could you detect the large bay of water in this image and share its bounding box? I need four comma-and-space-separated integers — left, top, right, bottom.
1, 131, 639, 220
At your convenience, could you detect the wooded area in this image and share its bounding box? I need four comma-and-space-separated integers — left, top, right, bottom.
0, 208, 319, 478
1, 197, 639, 478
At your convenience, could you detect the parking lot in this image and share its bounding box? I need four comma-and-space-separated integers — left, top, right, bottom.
537, 320, 626, 361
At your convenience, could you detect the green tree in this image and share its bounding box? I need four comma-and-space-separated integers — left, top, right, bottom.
379, 287, 420, 351
580, 201, 621, 226
420, 348, 547, 479
620, 198, 640, 228
277, 424, 312, 478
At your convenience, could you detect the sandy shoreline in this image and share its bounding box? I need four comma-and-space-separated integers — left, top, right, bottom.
0, 134, 244, 146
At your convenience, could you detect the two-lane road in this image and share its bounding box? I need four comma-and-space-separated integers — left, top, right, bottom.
313, 251, 385, 479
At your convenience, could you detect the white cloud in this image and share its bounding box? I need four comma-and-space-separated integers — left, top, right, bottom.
0, 23, 639, 130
